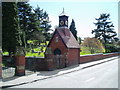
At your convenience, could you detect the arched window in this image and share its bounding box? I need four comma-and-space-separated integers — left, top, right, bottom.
54, 48, 61, 55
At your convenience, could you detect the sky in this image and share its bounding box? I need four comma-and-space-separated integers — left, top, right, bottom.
28, 0, 119, 39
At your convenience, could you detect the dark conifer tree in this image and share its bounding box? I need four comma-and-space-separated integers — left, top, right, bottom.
17, 2, 33, 49
17, 2, 43, 50
69, 19, 77, 40
34, 6, 52, 44
2, 2, 21, 56
92, 13, 117, 52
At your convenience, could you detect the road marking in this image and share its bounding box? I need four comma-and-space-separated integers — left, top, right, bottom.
85, 77, 95, 82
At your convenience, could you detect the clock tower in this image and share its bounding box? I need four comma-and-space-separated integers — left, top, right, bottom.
59, 8, 68, 27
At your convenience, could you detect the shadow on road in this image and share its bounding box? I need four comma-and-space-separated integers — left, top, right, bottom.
37, 64, 80, 76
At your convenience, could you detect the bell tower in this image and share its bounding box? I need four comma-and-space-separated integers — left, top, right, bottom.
45, 9, 80, 71
59, 8, 68, 27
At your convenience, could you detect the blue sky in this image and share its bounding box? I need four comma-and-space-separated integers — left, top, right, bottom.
29, 0, 119, 39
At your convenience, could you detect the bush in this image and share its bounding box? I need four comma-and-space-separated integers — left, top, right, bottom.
81, 37, 105, 54
106, 44, 118, 53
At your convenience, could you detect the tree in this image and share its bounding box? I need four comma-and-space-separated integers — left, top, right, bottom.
81, 37, 105, 54
77, 37, 82, 45
17, 3, 52, 55
34, 6, 52, 40
17, 2, 46, 53
69, 19, 77, 40
32, 6, 52, 54
17, 2, 33, 49
34, 6, 52, 45
117, 40, 120, 49
92, 13, 117, 52
2, 2, 21, 56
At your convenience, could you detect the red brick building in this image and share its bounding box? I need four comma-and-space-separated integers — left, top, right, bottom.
45, 9, 80, 70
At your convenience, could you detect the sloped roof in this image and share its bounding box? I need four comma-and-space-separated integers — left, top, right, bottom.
59, 12, 68, 17
56, 27, 80, 48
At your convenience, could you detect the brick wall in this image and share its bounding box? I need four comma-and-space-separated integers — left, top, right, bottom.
48, 32, 67, 54
67, 49, 80, 66
80, 52, 119, 63
26, 53, 119, 71
2, 52, 119, 72
25, 57, 47, 71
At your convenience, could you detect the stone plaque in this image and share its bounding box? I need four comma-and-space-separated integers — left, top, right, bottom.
16, 65, 25, 70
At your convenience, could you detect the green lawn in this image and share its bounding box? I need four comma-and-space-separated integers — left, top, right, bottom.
3, 43, 104, 57
3, 52, 9, 55
80, 52, 92, 55
80, 47, 92, 55
26, 52, 44, 57
3, 41, 48, 57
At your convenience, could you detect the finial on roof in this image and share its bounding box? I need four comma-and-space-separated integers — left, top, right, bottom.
59, 8, 68, 17
63, 8, 64, 13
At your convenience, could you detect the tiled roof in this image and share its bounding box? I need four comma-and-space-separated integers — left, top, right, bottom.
56, 27, 80, 48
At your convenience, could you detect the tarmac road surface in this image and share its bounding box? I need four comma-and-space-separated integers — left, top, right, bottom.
11, 57, 118, 88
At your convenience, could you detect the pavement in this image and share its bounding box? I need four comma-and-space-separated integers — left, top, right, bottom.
1, 56, 119, 89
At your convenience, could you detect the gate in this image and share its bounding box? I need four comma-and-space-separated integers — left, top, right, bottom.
54, 55, 66, 69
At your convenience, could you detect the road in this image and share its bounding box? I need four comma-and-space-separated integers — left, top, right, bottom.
11, 57, 118, 88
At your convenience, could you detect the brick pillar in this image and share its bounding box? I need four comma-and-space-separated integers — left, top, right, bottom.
46, 59, 54, 70
15, 56, 25, 76
0, 56, 2, 78
65, 52, 69, 67
78, 49, 80, 64
45, 54, 55, 70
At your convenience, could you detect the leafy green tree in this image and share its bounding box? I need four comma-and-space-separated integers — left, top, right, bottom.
27, 12, 45, 51
105, 43, 118, 53
81, 37, 105, 54
117, 40, 120, 49
17, 2, 33, 49
92, 13, 117, 52
17, 2, 46, 53
32, 6, 52, 54
77, 37, 82, 44
17, 3, 52, 55
2, 2, 21, 56
34, 6, 52, 45
69, 19, 77, 40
